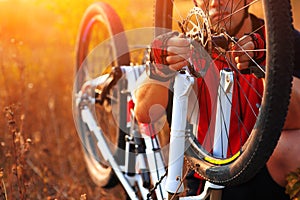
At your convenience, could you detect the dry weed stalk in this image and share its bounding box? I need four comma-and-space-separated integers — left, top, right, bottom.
0, 168, 8, 200
286, 167, 300, 200
4, 104, 31, 200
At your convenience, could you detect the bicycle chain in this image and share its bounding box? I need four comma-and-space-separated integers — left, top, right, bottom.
146, 156, 201, 200
146, 169, 168, 200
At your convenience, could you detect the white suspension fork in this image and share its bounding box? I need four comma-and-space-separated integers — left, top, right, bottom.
165, 70, 194, 194
180, 69, 234, 200
213, 69, 234, 158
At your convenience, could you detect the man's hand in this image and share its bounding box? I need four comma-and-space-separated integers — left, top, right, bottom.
149, 32, 190, 81
231, 35, 255, 70
165, 33, 190, 71
231, 33, 265, 71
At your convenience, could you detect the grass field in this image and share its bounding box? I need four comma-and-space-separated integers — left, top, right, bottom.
0, 0, 299, 199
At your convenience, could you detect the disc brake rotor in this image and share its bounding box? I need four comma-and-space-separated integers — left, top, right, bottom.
181, 6, 212, 54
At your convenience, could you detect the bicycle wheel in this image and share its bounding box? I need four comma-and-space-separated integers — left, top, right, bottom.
155, 0, 294, 186
74, 2, 130, 187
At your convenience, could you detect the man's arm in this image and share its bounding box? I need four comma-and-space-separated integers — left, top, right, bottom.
134, 78, 170, 123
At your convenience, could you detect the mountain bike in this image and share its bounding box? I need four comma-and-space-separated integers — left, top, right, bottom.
72, 0, 294, 199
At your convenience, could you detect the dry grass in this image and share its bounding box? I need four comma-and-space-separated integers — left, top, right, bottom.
0, 1, 132, 199
0, 0, 299, 199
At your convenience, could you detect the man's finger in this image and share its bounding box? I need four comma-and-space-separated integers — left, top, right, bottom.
167, 46, 190, 55
169, 60, 189, 71
237, 62, 250, 70
166, 54, 189, 64
167, 37, 190, 47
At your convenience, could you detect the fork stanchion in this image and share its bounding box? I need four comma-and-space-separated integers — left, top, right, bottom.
165, 71, 194, 196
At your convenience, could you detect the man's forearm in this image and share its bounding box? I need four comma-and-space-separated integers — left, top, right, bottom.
134, 79, 170, 123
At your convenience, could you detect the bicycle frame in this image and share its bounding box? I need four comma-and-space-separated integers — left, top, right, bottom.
76, 65, 169, 200
74, 0, 295, 198
77, 74, 139, 200
75, 62, 234, 200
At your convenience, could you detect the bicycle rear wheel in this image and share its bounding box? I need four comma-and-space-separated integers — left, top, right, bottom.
155, 0, 294, 186
74, 2, 130, 188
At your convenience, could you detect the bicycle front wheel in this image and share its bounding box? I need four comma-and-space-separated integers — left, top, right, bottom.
74, 2, 130, 188
155, 0, 294, 186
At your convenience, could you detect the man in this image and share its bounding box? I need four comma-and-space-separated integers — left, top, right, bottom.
134, 0, 300, 199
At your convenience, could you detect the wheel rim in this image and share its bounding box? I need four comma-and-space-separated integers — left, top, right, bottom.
155, 0, 294, 185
